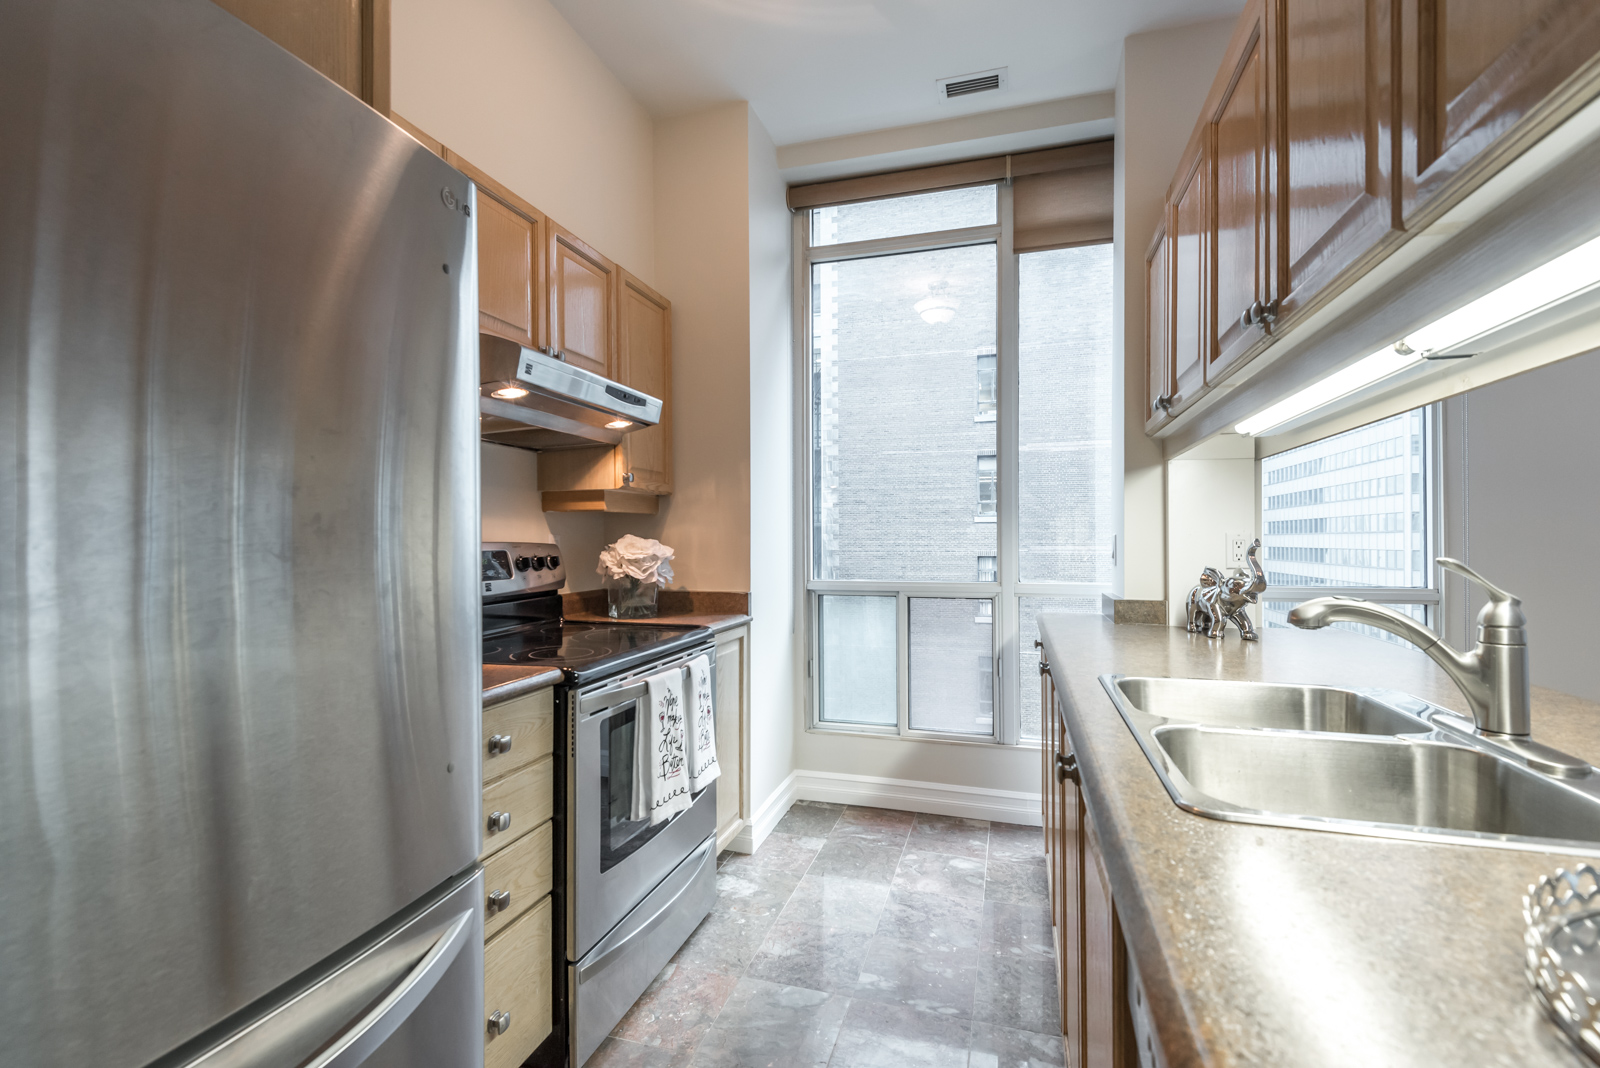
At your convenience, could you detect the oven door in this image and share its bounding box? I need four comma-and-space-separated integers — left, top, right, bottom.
568, 642, 718, 961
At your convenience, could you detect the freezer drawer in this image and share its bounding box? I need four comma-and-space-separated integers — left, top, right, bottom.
175, 868, 485, 1068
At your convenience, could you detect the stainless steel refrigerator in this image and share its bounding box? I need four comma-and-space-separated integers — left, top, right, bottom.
0, 0, 484, 1065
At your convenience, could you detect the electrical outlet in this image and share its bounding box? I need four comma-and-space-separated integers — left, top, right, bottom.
1226, 532, 1252, 569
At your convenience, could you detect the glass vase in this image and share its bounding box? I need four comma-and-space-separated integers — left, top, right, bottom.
607, 578, 659, 619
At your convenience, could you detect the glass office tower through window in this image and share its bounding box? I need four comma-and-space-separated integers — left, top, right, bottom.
805, 183, 1115, 743
1261, 408, 1437, 643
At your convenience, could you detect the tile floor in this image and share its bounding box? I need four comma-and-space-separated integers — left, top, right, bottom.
587, 803, 1063, 1068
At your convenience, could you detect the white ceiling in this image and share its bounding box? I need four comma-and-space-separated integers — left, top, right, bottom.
548, 0, 1243, 148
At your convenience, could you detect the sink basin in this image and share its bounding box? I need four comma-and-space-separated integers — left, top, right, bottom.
1155, 726, 1600, 843
1111, 676, 1430, 735
1100, 674, 1600, 853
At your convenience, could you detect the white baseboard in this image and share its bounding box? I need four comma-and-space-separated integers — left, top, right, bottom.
729, 771, 797, 854
792, 769, 1042, 827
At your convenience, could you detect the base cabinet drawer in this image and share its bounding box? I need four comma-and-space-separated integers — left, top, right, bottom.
482, 821, 553, 941
484, 894, 553, 1068
482, 687, 554, 785
480, 754, 553, 860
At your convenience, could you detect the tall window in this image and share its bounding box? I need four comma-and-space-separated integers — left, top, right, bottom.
805, 183, 1115, 744
1261, 408, 1438, 643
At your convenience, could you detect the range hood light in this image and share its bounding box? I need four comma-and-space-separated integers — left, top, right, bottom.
605, 419, 633, 429
1235, 230, 1600, 437
490, 383, 529, 400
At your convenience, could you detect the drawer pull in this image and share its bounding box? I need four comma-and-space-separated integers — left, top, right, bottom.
487, 889, 511, 915
487, 734, 513, 756
488, 811, 511, 834
487, 1010, 511, 1036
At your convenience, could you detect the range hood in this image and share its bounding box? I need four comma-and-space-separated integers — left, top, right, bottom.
478, 334, 661, 451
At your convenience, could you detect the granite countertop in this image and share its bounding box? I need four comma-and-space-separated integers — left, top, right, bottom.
482, 665, 563, 707
1036, 614, 1598, 1068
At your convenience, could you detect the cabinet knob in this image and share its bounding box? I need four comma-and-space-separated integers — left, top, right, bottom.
622, 471, 635, 485
1055, 752, 1080, 785
1259, 297, 1280, 324
487, 889, 511, 914
488, 1011, 512, 1036
488, 811, 511, 833
1154, 393, 1177, 413
487, 734, 513, 756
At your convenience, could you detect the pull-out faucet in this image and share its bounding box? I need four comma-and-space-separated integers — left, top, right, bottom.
1288, 558, 1529, 735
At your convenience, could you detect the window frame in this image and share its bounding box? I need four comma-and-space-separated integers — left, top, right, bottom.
794, 183, 1115, 747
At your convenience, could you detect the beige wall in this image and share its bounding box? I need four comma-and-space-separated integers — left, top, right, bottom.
746, 110, 797, 824
1165, 435, 1259, 627
480, 443, 606, 591
390, 0, 658, 285
605, 103, 753, 593
1113, 18, 1238, 603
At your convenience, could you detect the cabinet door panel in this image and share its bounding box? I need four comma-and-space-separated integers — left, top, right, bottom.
1170, 146, 1209, 414
619, 271, 673, 493
1144, 220, 1172, 431
1084, 821, 1126, 1068
1279, 0, 1396, 316
1405, 0, 1600, 216
1211, 14, 1270, 378
477, 194, 537, 348
550, 227, 615, 379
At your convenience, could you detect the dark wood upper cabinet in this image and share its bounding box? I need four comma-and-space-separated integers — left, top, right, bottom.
1209, 0, 1275, 381
1169, 139, 1210, 417
1144, 219, 1174, 433
1275, 0, 1399, 320
1401, 0, 1600, 220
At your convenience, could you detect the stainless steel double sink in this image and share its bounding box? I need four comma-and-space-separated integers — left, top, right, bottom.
1101, 676, 1600, 853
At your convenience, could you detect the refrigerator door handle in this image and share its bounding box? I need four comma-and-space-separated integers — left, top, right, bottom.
180, 906, 475, 1068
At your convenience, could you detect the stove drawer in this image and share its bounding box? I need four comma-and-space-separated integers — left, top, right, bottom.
482, 687, 554, 785
480, 754, 553, 860
482, 821, 552, 941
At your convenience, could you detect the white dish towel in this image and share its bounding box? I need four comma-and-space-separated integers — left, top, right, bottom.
686, 654, 719, 794
638, 666, 692, 826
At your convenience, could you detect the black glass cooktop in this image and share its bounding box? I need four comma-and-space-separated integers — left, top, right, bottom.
483, 619, 712, 684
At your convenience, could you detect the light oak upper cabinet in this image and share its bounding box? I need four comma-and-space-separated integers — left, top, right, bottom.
1208, 0, 1274, 382
1401, 0, 1600, 221
210, 0, 389, 112
549, 225, 617, 379
1169, 138, 1210, 417
445, 151, 547, 352
1274, 0, 1398, 321
1144, 219, 1174, 433
618, 270, 673, 494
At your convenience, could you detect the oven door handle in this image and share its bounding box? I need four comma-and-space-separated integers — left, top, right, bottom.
576, 835, 716, 984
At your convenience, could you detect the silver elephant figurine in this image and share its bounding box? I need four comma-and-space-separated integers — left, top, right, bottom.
1186, 539, 1267, 640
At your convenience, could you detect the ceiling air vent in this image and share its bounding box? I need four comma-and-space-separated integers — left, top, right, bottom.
937, 67, 1008, 101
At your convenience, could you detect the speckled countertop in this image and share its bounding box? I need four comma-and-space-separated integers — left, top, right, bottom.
482, 665, 562, 707
1037, 614, 1599, 1068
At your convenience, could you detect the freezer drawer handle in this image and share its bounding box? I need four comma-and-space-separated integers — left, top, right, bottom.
177, 905, 474, 1068
488, 811, 512, 833
487, 1010, 512, 1036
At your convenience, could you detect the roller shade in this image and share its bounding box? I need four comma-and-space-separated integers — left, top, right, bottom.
788, 139, 1113, 252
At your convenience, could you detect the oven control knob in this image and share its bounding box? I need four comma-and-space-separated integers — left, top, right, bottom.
488, 1011, 511, 1036
488, 811, 511, 834
548, 555, 560, 569
529, 556, 547, 571
514, 556, 533, 572
487, 889, 511, 914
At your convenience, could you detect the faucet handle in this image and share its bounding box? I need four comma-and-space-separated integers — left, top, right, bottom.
1438, 557, 1526, 636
